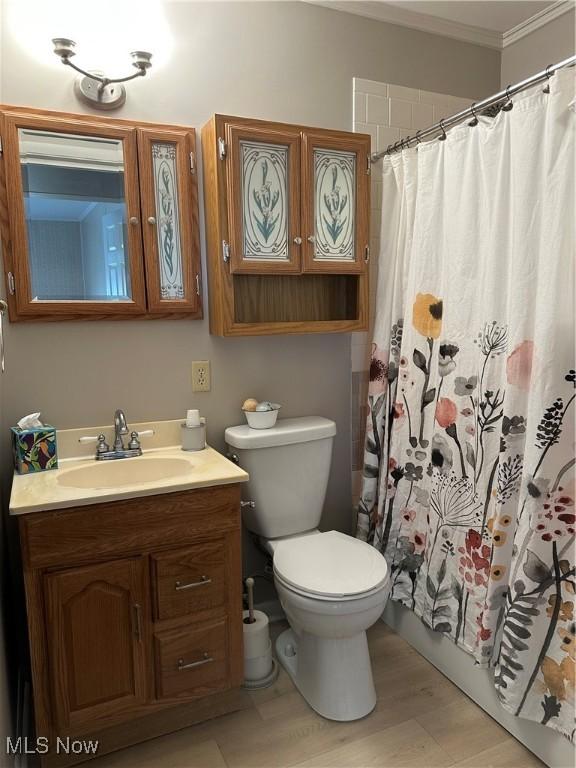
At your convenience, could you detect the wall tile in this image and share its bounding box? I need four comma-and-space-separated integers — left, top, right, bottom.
355, 122, 377, 146
433, 104, 450, 123
354, 78, 388, 97
389, 84, 420, 102
412, 101, 434, 131
366, 95, 390, 125
371, 181, 383, 212
389, 98, 412, 129
352, 343, 370, 373
353, 92, 367, 124
377, 125, 400, 152
352, 331, 368, 347
450, 96, 472, 112
419, 89, 455, 108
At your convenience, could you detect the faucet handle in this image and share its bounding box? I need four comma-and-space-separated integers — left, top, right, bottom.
78, 434, 109, 453
127, 429, 154, 450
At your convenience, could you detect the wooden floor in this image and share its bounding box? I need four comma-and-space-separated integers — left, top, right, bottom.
90, 621, 544, 768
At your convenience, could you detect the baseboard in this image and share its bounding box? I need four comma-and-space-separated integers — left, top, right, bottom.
383, 601, 574, 768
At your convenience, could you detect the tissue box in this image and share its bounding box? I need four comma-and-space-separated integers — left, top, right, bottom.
11, 426, 58, 474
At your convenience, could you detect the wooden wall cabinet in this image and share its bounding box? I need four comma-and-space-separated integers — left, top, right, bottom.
202, 115, 370, 336
0, 106, 201, 321
19, 484, 246, 767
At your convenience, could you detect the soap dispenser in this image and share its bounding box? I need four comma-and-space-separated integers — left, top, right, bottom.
181, 409, 206, 451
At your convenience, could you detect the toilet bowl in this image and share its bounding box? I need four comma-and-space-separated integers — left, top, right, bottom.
270, 530, 390, 721
224, 417, 390, 722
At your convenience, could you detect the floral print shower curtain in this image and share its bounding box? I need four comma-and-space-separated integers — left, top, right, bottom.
357, 70, 575, 740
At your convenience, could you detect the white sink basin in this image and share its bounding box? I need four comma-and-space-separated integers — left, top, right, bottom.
57, 457, 193, 490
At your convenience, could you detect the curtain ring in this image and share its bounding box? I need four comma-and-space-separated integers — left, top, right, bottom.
415, 130, 422, 145
543, 64, 553, 94
502, 85, 514, 111
438, 119, 447, 141
468, 102, 479, 127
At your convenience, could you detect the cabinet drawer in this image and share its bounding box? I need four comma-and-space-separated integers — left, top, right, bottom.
152, 539, 227, 620
155, 619, 228, 699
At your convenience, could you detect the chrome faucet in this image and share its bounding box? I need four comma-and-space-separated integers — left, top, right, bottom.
114, 409, 129, 451
78, 410, 154, 460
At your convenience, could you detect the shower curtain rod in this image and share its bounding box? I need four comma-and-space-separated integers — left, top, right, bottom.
371, 54, 576, 161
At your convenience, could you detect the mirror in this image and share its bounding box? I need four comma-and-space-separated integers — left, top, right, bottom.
19, 128, 132, 302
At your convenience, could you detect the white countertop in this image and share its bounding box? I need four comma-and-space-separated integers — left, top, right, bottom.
9, 419, 248, 515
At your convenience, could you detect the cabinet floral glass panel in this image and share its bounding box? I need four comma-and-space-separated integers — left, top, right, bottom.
152, 142, 184, 299
314, 148, 355, 262
240, 141, 289, 262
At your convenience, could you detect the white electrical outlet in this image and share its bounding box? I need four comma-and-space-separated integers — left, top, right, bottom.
192, 361, 211, 392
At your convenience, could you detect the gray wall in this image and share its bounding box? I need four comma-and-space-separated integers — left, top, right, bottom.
0, 0, 500, 625
501, 9, 575, 85
0, 0, 500, 524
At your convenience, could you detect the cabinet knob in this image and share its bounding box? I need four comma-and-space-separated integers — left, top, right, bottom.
307, 235, 316, 243
147, 216, 157, 225
129, 216, 139, 225
293, 236, 302, 245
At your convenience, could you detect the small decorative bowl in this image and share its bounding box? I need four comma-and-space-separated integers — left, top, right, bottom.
243, 404, 281, 429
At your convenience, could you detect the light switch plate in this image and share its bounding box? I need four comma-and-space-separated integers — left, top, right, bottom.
192, 361, 211, 392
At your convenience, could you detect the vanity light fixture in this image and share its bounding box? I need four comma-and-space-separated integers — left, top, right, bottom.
52, 38, 152, 110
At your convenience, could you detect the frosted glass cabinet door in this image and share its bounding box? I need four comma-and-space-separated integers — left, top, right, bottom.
137, 128, 201, 313
225, 124, 301, 274
302, 132, 370, 274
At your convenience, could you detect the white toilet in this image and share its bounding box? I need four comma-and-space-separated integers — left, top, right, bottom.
225, 416, 390, 721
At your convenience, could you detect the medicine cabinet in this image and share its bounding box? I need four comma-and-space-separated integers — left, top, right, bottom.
0, 107, 201, 321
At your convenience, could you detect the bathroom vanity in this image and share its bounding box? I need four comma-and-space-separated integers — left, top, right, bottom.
10, 421, 249, 767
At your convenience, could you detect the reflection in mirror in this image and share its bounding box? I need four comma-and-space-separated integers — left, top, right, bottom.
19, 129, 132, 302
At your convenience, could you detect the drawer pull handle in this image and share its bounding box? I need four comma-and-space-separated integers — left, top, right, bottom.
178, 653, 213, 671
132, 603, 142, 642
175, 576, 212, 591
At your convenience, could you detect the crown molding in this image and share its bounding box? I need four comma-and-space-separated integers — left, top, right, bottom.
306, 1, 502, 49
305, 1, 576, 51
503, 0, 574, 47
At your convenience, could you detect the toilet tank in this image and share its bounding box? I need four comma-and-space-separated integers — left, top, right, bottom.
225, 417, 336, 539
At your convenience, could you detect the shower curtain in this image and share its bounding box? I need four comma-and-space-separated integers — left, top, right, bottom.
357, 69, 575, 740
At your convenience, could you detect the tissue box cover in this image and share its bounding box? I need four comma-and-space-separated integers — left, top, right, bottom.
11, 427, 58, 474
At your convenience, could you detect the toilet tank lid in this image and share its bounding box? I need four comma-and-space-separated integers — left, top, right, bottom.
225, 416, 336, 449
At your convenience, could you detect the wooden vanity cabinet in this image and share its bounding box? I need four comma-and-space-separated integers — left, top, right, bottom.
0, 106, 201, 322
44, 557, 150, 734
18, 484, 246, 767
202, 114, 370, 336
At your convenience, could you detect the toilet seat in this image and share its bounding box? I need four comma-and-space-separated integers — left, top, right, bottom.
273, 530, 388, 600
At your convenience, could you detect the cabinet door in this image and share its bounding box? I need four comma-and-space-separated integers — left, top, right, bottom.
302, 132, 370, 273
225, 123, 301, 274
44, 557, 149, 733
137, 128, 201, 313
0, 111, 147, 317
